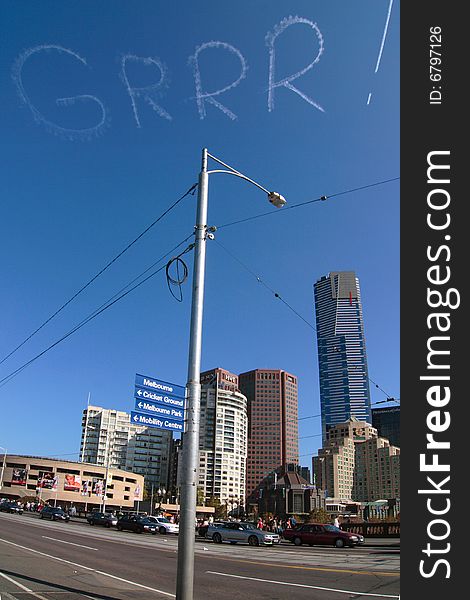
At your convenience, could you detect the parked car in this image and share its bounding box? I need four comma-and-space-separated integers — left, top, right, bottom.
146, 516, 179, 534
40, 507, 70, 522
116, 515, 158, 534
198, 521, 226, 538
206, 522, 280, 546
283, 523, 364, 548
0, 501, 23, 514
86, 512, 118, 528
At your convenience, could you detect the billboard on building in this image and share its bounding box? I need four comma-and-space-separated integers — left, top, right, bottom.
38, 472, 58, 490
11, 468, 27, 486
81, 479, 92, 496
92, 478, 104, 497
63, 474, 81, 492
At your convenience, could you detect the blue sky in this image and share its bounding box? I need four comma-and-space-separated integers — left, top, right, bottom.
0, 0, 399, 467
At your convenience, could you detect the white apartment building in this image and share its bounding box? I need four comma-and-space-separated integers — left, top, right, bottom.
197, 369, 248, 510
80, 405, 172, 490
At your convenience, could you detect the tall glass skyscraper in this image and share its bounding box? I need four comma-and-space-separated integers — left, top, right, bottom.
314, 271, 372, 441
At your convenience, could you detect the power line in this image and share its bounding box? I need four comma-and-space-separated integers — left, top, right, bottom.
0, 236, 195, 389
0, 182, 198, 367
215, 239, 315, 331
215, 239, 398, 403
217, 176, 399, 229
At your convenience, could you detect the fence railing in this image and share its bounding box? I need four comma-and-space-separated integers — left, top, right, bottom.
340, 522, 400, 537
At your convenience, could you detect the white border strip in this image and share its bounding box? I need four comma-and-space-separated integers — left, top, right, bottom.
0, 571, 50, 600
42, 536, 98, 551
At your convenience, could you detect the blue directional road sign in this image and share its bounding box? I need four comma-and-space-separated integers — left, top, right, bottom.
132, 374, 186, 433
134, 386, 185, 409
131, 411, 184, 432
134, 398, 184, 421
135, 374, 185, 399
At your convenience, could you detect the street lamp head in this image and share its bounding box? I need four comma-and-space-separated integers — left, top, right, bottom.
268, 191, 286, 208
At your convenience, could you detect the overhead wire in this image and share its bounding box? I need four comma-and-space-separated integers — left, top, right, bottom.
217, 176, 399, 229
0, 235, 195, 389
215, 239, 398, 405
0, 182, 198, 367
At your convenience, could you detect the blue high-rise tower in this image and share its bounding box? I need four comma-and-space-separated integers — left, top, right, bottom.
314, 271, 372, 441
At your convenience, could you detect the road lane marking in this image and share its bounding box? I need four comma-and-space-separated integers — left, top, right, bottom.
0, 515, 398, 577
41, 536, 98, 551
207, 571, 400, 598
203, 554, 399, 577
0, 538, 175, 598
0, 572, 50, 600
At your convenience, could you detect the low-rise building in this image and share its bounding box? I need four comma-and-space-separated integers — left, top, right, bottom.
0, 454, 144, 511
250, 468, 326, 518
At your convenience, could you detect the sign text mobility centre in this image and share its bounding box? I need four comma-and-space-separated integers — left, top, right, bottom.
132, 374, 185, 433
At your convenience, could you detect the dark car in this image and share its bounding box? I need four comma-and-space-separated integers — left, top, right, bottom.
40, 506, 70, 522
86, 512, 118, 528
116, 515, 158, 534
0, 501, 23, 514
283, 523, 364, 548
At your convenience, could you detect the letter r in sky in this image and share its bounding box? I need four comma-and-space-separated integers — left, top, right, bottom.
120, 55, 172, 126
266, 16, 325, 113
189, 41, 247, 120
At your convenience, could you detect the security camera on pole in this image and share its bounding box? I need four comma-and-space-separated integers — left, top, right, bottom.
175, 148, 286, 600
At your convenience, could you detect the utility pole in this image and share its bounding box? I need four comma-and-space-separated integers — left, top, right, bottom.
175, 149, 286, 600
176, 149, 209, 600
0, 447, 7, 492
101, 430, 110, 512
80, 392, 91, 463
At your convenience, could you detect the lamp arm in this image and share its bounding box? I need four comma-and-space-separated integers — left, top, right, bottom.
206, 169, 270, 195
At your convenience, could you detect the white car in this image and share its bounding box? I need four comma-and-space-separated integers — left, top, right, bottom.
147, 516, 179, 534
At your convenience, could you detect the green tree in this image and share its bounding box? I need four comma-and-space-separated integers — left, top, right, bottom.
206, 496, 225, 519
196, 487, 205, 506
307, 508, 331, 523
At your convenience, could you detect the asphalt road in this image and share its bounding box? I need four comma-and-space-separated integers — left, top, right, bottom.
0, 512, 399, 600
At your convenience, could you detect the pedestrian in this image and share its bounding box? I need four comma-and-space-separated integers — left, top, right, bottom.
334, 515, 340, 528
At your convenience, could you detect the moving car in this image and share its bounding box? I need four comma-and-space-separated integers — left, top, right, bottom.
40, 507, 70, 522
0, 501, 23, 514
116, 515, 158, 534
283, 523, 364, 548
86, 512, 118, 527
146, 516, 179, 534
206, 522, 280, 546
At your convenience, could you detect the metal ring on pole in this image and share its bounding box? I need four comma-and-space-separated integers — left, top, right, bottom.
166, 256, 189, 302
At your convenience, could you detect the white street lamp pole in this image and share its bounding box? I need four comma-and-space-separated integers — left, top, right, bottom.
81, 392, 91, 463
0, 446, 7, 492
101, 429, 110, 512
176, 148, 286, 600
